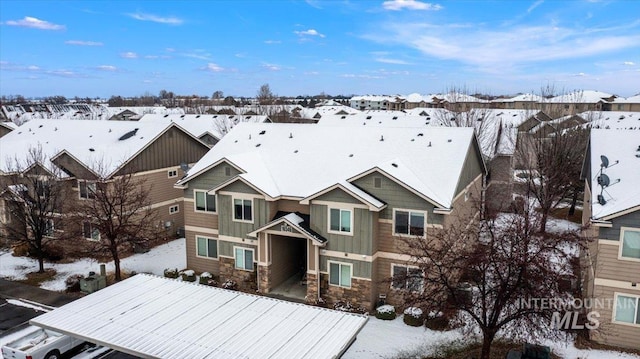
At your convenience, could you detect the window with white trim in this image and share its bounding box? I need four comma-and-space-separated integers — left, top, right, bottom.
329, 261, 352, 288
614, 293, 640, 325
169, 205, 179, 214
394, 209, 425, 237
233, 198, 253, 222
44, 219, 55, 236
329, 208, 352, 234
83, 221, 100, 241
78, 180, 96, 199
168, 169, 178, 178
196, 236, 218, 259
194, 190, 216, 213
234, 247, 254, 270
620, 228, 640, 260
391, 264, 424, 292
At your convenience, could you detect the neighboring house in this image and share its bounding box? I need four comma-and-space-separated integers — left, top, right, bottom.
490, 93, 543, 110
138, 113, 271, 147
0, 122, 16, 138
611, 95, 640, 112
581, 129, 640, 349
175, 123, 486, 310
349, 95, 394, 111
541, 90, 617, 117
0, 119, 210, 248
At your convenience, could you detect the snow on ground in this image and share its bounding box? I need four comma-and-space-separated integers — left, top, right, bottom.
0, 238, 186, 291
1, 235, 637, 359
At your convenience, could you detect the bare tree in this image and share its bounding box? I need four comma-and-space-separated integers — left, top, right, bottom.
257, 83, 275, 105
73, 167, 159, 281
396, 199, 585, 359
0, 146, 68, 272
516, 127, 588, 232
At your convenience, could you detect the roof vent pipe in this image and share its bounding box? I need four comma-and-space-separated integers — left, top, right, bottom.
380, 135, 384, 141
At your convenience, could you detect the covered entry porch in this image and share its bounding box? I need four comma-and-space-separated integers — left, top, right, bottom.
249, 212, 327, 303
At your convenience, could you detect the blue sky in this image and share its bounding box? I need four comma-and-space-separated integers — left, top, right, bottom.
1, 0, 639, 98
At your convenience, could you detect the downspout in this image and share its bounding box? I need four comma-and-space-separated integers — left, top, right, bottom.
317, 243, 321, 302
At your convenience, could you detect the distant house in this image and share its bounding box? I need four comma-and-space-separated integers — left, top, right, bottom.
581, 129, 640, 350
0, 120, 210, 249
541, 90, 618, 117
0, 122, 16, 138
138, 113, 272, 147
175, 123, 486, 309
491, 93, 543, 110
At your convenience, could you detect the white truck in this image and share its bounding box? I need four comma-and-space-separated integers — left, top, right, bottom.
1, 327, 86, 359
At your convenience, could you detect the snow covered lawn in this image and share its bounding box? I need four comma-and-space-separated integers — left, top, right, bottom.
0, 238, 186, 291
1, 237, 637, 359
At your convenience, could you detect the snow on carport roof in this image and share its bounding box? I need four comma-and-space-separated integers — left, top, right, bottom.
30, 274, 368, 359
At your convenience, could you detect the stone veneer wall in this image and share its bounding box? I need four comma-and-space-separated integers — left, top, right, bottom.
257, 264, 270, 293
319, 274, 372, 310
219, 257, 257, 292
305, 273, 319, 303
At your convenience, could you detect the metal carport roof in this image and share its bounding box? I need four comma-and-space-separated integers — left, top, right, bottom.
30, 274, 368, 359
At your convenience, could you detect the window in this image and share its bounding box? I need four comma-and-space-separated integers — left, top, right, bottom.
394, 210, 425, 237
620, 228, 640, 260
329, 208, 352, 234
614, 294, 640, 325
44, 219, 55, 236
329, 261, 352, 288
391, 264, 424, 292
194, 190, 216, 213
196, 236, 218, 259
234, 247, 254, 270
168, 169, 178, 178
79, 181, 96, 199
233, 198, 252, 222
169, 205, 179, 214
83, 222, 100, 241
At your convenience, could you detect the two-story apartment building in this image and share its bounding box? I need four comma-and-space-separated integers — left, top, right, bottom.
176, 123, 486, 310
581, 129, 640, 349
0, 119, 209, 247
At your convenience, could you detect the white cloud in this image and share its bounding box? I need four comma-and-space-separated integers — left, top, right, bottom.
203, 63, 224, 72
262, 63, 281, 71
27, 65, 40, 71
371, 21, 640, 72
65, 40, 103, 46
527, 0, 544, 13
120, 52, 138, 59
127, 13, 183, 25
382, 0, 442, 11
623, 61, 635, 66
96, 65, 117, 71
4, 16, 65, 30
294, 29, 325, 38
375, 58, 411, 65
264, 40, 282, 44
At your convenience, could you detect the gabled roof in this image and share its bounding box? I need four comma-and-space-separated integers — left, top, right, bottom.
546, 90, 615, 103
180, 123, 480, 209
248, 211, 327, 244
579, 111, 640, 131
0, 119, 199, 178
300, 181, 386, 211
138, 113, 271, 140
588, 129, 640, 220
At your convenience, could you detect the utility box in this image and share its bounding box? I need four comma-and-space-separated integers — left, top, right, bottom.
80, 271, 107, 294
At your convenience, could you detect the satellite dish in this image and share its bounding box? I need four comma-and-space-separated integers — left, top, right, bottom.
600, 155, 609, 168
598, 174, 611, 187
597, 194, 607, 206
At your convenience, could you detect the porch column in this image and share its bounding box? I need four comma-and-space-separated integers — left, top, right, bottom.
257, 232, 271, 293
306, 241, 320, 303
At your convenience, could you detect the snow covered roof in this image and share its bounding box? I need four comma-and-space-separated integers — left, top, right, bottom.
588, 129, 640, 220
546, 90, 615, 103
31, 274, 368, 359
581, 111, 640, 130
138, 113, 270, 140
350, 95, 396, 102
0, 119, 178, 178
612, 95, 640, 103
179, 123, 480, 209
491, 93, 543, 103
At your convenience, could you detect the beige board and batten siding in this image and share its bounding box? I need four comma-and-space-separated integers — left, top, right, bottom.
590, 284, 640, 350
598, 211, 640, 240
217, 195, 269, 239
310, 204, 373, 255
115, 126, 209, 176
453, 139, 485, 197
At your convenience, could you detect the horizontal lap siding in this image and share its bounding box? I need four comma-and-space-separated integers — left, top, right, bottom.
184, 203, 218, 229
591, 285, 640, 349
184, 231, 220, 275
594, 243, 640, 284
141, 170, 185, 205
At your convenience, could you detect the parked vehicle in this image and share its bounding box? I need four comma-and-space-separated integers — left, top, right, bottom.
1, 327, 85, 359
